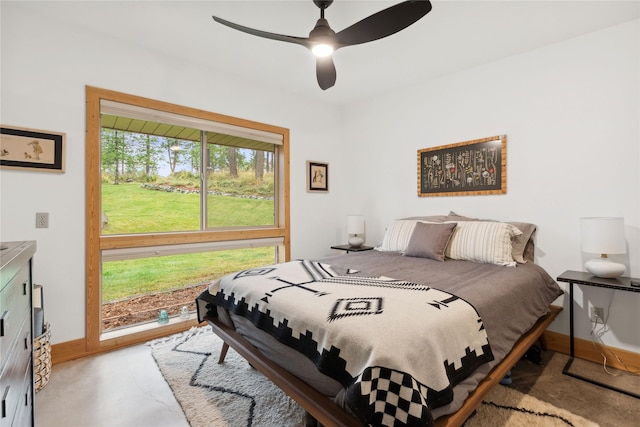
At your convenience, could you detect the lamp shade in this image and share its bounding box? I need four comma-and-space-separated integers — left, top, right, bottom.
347, 215, 365, 247
580, 217, 626, 278
580, 217, 626, 255
347, 215, 365, 235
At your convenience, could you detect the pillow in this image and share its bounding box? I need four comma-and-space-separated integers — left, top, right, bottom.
507, 222, 536, 263
445, 221, 523, 267
447, 211, 537, 264
404, 222, 457, 261
376, 220, 423, 253
401, 215, 447, 223
522, 231, 536, 263
446, 211, 477, 221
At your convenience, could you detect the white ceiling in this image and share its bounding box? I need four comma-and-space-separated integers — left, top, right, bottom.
19, 1, 640, 105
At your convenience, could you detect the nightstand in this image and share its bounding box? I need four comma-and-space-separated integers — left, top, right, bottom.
330, 244, 374, 254
557, 270, 640, 399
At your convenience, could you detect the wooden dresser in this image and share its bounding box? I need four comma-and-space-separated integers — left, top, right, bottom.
0, 241, 36, 427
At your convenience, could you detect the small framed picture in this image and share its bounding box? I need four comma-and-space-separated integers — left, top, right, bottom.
307, 161, 328, 192
1, 125, 66, 173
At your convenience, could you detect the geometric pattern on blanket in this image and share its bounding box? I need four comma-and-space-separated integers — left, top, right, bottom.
348, 366, 436, 426
211, 260, 494, 427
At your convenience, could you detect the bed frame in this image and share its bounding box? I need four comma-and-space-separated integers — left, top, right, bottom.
203, 305, 561, 427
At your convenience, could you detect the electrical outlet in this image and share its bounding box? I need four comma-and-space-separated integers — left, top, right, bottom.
590, 306, 604, 324
36, 212, 49, 228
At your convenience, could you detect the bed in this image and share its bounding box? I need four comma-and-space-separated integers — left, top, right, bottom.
196, 215, 564, 426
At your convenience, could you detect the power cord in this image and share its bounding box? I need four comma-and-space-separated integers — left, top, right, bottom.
589, 296, 640, 377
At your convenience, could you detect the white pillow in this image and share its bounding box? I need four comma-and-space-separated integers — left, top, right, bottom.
445, 221, 523, 267
375, 220, 424, 253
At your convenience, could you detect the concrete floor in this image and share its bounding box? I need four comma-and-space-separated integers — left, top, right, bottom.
510, 350, 640, 426
36, 344, 639, 427
35, 344, 189, 427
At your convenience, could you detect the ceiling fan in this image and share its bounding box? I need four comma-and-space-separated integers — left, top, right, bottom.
212, 1, 433, 90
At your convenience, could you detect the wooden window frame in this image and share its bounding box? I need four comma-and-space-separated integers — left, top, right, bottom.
83, 86, 290, 357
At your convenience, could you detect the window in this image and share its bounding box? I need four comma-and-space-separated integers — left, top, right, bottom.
101, 247, 275, 331
85, 86, 290, 354
99, 100, 281, 233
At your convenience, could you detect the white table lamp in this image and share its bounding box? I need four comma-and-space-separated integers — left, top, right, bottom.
347, 215, 365, 247
580, 217, 626, 278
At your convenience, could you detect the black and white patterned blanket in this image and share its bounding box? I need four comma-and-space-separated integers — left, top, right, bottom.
210, 260, 494, 426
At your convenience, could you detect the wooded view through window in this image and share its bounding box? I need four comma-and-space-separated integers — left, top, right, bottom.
97, 100, 284, 332
100, 128, 276, 234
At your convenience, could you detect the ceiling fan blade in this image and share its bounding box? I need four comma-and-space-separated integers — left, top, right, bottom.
316, 56, 337, 90
213, 2, 430, 91
212, 15, 311, 49
335, 0, 432, 48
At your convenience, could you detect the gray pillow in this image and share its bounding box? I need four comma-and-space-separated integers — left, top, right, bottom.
446, 211, 477, 222
401, 215, 447, 222
508, 222, 537, 263
404, 222, 457, 261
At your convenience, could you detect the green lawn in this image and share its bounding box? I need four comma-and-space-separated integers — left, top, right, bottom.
101, 182, 275, 302
102, 247, 274, 302
101, 183, 273, 234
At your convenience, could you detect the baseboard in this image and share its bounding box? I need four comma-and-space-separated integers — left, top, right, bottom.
51, 338, 87, 365
51, 319, 201, 364
543, 330, 640, 371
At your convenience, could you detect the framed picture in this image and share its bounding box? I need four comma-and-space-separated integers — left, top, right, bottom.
417, 135, 506, 197
1, 125, 66, 173
307, 161, 328, 192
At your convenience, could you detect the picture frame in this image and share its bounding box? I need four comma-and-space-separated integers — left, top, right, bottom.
417, 135, 506, 197
306, 161, 328, 193
1, 125, 66, 173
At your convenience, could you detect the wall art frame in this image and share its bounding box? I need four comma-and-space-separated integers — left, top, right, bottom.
306, 161, 328, 193
417, 135, 506, 197
0, 125, 66, 173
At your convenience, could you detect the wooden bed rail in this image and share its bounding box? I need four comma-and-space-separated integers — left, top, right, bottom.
204, 305, 562, 427
434, 305, 562, 427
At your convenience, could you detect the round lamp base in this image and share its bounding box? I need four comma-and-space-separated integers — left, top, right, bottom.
348, 235, 364, 248
585, 258, 625, 278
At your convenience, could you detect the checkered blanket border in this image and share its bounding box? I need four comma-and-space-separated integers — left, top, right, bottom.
350, 366, 439, 426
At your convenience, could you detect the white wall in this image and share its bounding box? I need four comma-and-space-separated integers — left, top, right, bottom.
2, 1, 639, 354
340, 20, 640, 352
0, 3, 347, 344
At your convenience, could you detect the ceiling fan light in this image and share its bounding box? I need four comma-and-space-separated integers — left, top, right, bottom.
312, 43, 334, 57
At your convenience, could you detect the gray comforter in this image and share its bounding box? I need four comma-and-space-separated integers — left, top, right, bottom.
200, 251, 563, 423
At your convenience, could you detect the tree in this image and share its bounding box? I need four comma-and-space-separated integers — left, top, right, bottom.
101, 129, 126, 184
228, 146, 238, 178
132, 133, 163, 179
163, 138, 182, 174
186, 143, 201, 174
254, 150, 264, 179
265, 151, 272, 173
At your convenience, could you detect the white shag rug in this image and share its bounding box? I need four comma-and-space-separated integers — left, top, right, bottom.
150, 327, 599, 427
464, 384, 600, 427
149, 327, 305, 427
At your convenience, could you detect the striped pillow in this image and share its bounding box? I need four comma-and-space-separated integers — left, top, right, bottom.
376, 220, 426, 253
445, 221, 522, 266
